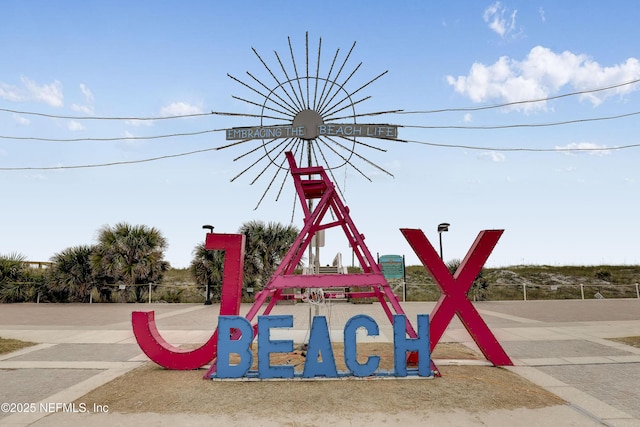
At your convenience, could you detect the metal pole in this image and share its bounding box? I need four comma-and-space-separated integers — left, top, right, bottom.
307, 141, 314, 275
636, 283, 639, 299
580, 284, 584, 300
402, 254, 407, 302
523, 284, 527, 301
205, 282, 212, 305
149, 283, 152, 304
439, 233, 443, 260
201, 225, 215, 306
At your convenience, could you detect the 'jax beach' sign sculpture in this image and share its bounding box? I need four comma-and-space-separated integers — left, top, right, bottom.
132, 152, 512, 379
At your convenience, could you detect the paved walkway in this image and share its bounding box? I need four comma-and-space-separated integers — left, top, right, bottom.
1, 300, 639, 426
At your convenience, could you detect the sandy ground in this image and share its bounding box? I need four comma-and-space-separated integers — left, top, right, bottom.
74, 343, 565, 421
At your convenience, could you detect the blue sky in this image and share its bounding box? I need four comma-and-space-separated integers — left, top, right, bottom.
1, 1, 639, 268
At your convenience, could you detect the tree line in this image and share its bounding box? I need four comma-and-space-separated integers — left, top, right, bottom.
0, 220, 298, 303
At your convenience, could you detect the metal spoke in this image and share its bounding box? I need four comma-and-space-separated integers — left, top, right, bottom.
251, 47, 301, 112
315, 140, 347, 200
317, 41, 357, 111
305, 32, 310, 110
233, 139, 279, 162
319, 62, 362, 115
322, 70, 388, 117
316, 48, 340, 112
313, 37, 322, 110
288, 37, 307, 109
250, 139, 296, 184
325, 109, 403, 122
318, 136, 372, 182
274, 51, 305, 111
230, 95, 291, 119
246, 71, 298, 116
323, 96, 371, 119
229, 137, 284, 182
254, 160, 286, 211
325, 135, 394, 177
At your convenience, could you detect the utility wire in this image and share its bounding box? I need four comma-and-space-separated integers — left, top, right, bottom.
404, 110, 640, 130
1, 78, 639, 169
0, 109, 264, 121
0, 147, 219, 171
405, 140, 640, 152
1, 78, 638, 121
3, 139, 638, 172
399, 77, 640, 114
0, 128, 226, 142
1, 110, 639, 142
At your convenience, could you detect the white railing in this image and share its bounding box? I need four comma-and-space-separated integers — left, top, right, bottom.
404, 282, 640, 301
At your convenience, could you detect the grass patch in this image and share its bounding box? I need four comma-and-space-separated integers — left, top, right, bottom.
0, 337, 36, 355
608, 336, 640, 348
76, 342, 563, 415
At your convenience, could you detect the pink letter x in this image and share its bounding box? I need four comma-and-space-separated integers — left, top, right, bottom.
401, 228, 512, 366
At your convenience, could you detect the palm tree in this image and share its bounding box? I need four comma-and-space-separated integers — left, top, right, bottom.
190, 243, 225, 303
0, 252, 26, 283
0, 252, 27, 302
190, 220, 300, 298
91, 222, 170, 302
0, 252, 45, 303
48, 245, 95, 302
239, 220, 299, 291
446, 258, 489, 301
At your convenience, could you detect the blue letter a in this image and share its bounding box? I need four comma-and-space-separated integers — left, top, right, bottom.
303, 316, 338, 378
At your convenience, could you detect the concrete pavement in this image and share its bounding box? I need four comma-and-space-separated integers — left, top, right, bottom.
1, 300, 639, 426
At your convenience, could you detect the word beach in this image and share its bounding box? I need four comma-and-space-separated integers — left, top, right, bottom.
212, 314, 432, 379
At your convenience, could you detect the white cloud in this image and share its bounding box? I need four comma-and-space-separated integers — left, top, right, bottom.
0, 83, 23, 102
71, 83, 95, 114
121, 130, 144, 147
67, 120, 84, 131
125, 119, 154, 127
12, 114, 30, 125
479, 151, 506, 162
463, 113, 472, 122
159, 102, 203, 117
21, 77, 64, 107
555, 142, 611, 156
0, 77, 64, 107
80, 83, 94, 104
483, 2, 518, 38
446, 46, 640, 111
71, 104, 93, 114
538, 7, 546, 23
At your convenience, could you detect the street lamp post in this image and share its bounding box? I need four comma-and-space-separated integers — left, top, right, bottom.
437, 223, 450, 261
202, 225, 215, 306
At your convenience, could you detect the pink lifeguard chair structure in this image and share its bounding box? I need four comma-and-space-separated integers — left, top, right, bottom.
238, 151, 418, 332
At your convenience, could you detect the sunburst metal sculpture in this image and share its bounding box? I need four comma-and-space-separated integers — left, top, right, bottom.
218, 32, 403, 210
